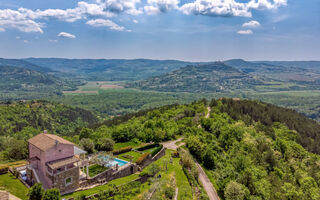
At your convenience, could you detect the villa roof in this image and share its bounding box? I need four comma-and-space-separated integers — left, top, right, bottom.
47, 156, 80, 169
28, 133, 74, 151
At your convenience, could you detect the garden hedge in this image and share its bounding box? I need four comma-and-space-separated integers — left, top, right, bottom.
112, 146, 132, 155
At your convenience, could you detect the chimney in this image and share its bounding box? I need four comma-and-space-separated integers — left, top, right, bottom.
44, 130, 48, 134
55, 140, 59, 146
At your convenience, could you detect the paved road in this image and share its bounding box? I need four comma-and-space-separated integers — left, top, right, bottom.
196, 162, 220, 200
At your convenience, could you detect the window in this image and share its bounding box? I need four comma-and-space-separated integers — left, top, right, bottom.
65, 177, 72, 186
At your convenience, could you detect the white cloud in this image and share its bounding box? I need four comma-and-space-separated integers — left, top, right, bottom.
23, 39, 30, 43
237, 29, 253, 35
144, 0, 179, 14
0, 9, 44, 33
49, 39, 58, 42
133, 19, 139, 23
180, 0, 252, 17
0, 27, 5, 32
96, 0, 143, 15
180, 0, 287, 18
58, 32, 76, 38
86, 19, 125, 31
0, 0, 288, 33
16, 36, 20, 39
242, 20, 260, 28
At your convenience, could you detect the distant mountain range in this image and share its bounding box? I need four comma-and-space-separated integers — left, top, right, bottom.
23, 58, 195, 81
127, 62, 265, 92
1, 57, 320, 100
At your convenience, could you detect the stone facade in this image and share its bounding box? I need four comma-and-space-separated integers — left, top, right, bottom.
51, 166, 80, 194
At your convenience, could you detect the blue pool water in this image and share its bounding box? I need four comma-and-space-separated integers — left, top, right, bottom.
98, 156, 128, 167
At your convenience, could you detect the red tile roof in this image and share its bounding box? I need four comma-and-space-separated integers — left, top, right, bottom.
28, 133, 73, 151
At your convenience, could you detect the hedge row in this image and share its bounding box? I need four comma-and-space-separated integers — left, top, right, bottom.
136, 143, 159, 151
0, 166, 9, 175
151, 144, 163, 157
136, 152, 150, 165
112, 146, 132, 155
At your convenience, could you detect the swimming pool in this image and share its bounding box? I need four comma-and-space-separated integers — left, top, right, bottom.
98, 155, 128, 167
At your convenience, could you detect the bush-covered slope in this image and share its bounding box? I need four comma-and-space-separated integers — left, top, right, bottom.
0, 65, 78, 100
0, 100, 98, 137
127, 63, 264, 92
84, 99, 320, 200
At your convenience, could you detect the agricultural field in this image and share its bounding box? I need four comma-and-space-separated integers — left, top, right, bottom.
62, 81, 125, 94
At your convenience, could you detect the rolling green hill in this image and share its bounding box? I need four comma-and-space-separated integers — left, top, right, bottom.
0, 100, 98, 138
0, 58, 52, 72
0, 65, 79, 100
127, 62, 264, 92
24, 58, 195, 81
87, 99, 320, 199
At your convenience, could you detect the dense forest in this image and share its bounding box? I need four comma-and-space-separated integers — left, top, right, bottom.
1, 99, 320, 199
78, 99, 320, 200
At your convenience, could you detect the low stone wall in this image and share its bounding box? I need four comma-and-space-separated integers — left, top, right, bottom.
82, 163, 138, 187
139, 147, 166, 169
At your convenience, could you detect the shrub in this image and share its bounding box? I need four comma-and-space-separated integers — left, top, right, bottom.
80, 138, 95, 154
136, 143, 159, 151
42, 188, 61, 200
165, 187, 175, 199
136, 152, 150, 165
0, 166, 8, 174
28, 183, 44, 200
112, 146, 132, 155
96, 138, 115, 151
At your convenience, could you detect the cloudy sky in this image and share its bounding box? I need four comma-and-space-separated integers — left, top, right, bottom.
0, 0, 319, 61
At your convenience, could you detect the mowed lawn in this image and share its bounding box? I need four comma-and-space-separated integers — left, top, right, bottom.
117, 151, 142, 162
63, 173, 140, 199
0, 173, 29, 200
88, 164, 108, 177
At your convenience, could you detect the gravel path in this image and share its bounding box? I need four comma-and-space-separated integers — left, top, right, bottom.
162, 107, 220, 200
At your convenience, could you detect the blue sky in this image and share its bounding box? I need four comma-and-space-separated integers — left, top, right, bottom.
0, 0, 319, 61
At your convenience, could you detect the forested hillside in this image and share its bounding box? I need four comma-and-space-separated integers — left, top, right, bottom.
0, 100, 98, 137
1, 99, 320, 199
76, 99, 320, 200
128, 63, 264, 92
24, 58, 194, 81
0, 65, 79, 101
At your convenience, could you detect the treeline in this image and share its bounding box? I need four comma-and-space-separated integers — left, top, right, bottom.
218, 98, 320, 154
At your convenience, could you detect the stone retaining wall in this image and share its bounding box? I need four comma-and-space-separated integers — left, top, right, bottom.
139, 147, 166, 169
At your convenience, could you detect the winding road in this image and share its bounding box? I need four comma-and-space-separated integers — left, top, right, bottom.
162, 107, 220, 200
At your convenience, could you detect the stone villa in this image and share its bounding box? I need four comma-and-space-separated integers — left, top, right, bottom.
26, 131, 88, 194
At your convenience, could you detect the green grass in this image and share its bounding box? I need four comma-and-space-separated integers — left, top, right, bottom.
0, 173, 29, 200
88, 164, 108, 177
142, 146, 159, 154
133, 149, 193, 200
114, 141, 142, 150
117, 151, 142, 162
63, 173, 140, 199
